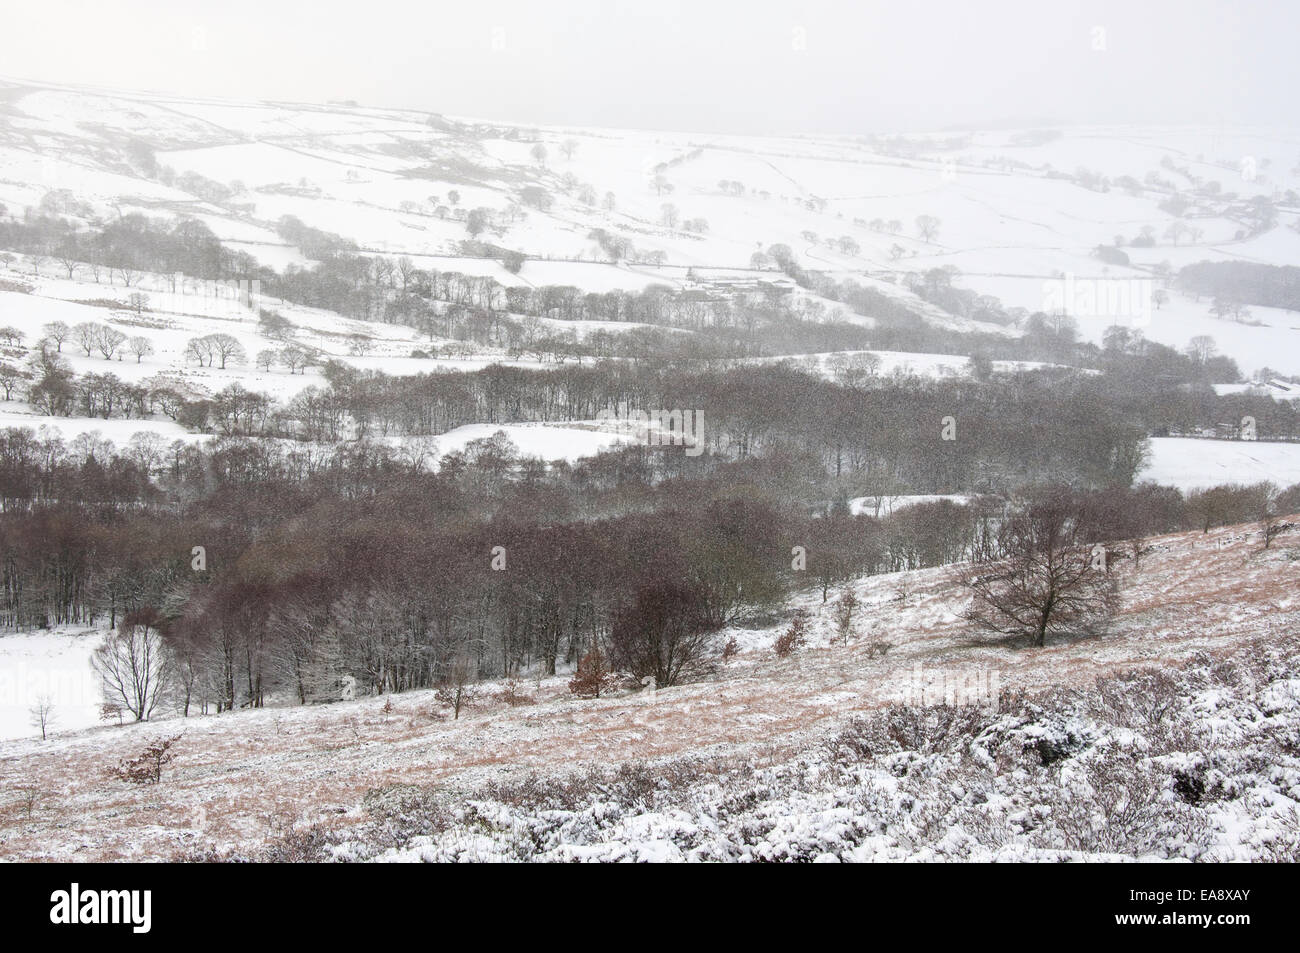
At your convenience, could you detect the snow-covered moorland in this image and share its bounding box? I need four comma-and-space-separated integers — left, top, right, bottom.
325, 641, 1300, 863
1, 516, 1296, 862
3, 79, 1300, 376
1, 64, 1299, 873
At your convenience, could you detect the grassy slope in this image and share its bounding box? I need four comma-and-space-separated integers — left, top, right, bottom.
0, 515, 1295, 860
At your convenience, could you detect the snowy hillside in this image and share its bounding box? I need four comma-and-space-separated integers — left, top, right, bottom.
1142, 437, 1300, 491
1, 515, 1295, 861
3, 79, 1299, 374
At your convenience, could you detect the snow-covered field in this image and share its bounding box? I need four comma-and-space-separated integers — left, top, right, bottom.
848, 493, 972, 516
2, 80, 1299, 373
753, 349, 1088, 380
1141, 437, 1300, 491
0, 629, 102, 742
1, 516, 1296, 861
430, 422, 625, 464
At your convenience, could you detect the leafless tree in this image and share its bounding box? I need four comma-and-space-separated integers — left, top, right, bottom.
92, 608, 171, 721
29, 695, 56, 740
72, 321, 100, 356
95, 325, 127, 360
42, 321, 69, 351
1258, 482, 1288, 550
0, 362, 26, 400
55, 249, 81, 279
609, 580, 712, 685
833, 588, 859, 646
1186, 335, 1216, 364
281, 345, 310, 374
206, 333, 246, 369
185, 336, 213, 367
127, 335, 154, 363
964, 492, 1119, 648
436, 653, 477, 719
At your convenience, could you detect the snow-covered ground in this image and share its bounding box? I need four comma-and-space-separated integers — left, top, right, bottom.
3, 80, 1299, 373
752, 349, 1088, 380
430, 422, 626, 465
0, 629, 103, 742
1, 516, 1295, 860
1140, 437, 1300, 491
848, 493, 972, 516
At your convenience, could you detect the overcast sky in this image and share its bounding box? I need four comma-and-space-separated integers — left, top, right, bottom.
4, 0, 1296, 134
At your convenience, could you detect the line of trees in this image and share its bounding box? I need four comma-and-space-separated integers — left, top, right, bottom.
3, 420, 1296, 708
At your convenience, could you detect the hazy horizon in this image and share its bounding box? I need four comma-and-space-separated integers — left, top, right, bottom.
5, 0, 1298, 136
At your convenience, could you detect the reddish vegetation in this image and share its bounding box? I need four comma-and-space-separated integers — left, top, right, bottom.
0, 517, 1295, 861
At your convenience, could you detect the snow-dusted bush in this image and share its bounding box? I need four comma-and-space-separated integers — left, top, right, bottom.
214, 634, 1300, 863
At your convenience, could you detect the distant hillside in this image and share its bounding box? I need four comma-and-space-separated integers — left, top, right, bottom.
3, 80, 1300, 372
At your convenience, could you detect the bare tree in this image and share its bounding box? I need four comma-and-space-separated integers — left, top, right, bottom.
206, 333, 246, 369
125, 431, 168, 474
92, 608, 171, 721
185, 336, 214, 367
964, 492, 1119, 648
29, 695, 56, 740
1257, 482, 1287, 550
72, 321, 100, 356
436, 653, 477, 719
95, 325, 127, 360
607, 580, 712, 684
55, 248, 81, 280
0, 362, 27, 400
127, 335, 154, 363
281, 345, 310, 374
1164, 221, 1191, 246
1186, 335, 1216, 364
41, 321, 69, 352
395, 256, 417, 292
832, 588, 859, 646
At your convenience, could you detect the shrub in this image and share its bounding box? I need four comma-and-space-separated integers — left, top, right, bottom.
500, 677, 534, 706
568, 645, 617, 699
115, 734, 181, 785
774, 609, 809, 657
